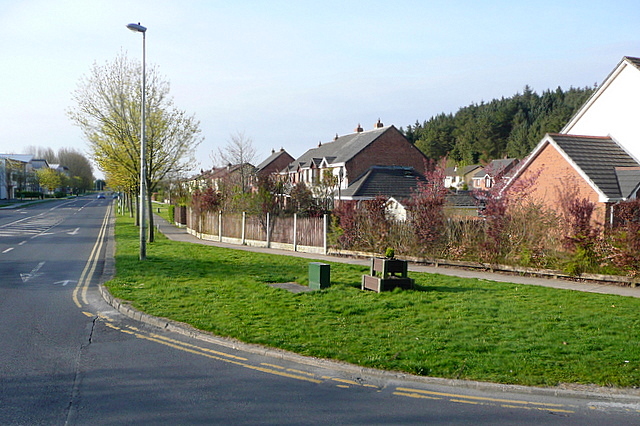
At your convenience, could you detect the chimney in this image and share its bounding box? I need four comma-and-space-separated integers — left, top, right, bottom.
318, 141, 322, 147
334, 133, 339, 141
271, 148, 275, 154
374, 118, 384, 129
355, 123, 363, 132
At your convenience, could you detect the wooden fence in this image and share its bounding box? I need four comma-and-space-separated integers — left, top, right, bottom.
184, 207, 327, 254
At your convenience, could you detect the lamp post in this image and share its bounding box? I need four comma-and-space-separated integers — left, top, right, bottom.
126, 22, 147, 260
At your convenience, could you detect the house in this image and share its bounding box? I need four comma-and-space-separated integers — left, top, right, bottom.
471, 158, 519, 190
339, 165, 426, 221
282, 121, 428, 196
505, 55, 640, 226
255, 148, 294, 180
192, 163, 256, 194
506, 134, 640, 226
444, 164, 482, 189
561, 56, 640, 162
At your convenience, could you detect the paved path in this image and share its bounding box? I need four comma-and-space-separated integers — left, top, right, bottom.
154, 215, 640, 299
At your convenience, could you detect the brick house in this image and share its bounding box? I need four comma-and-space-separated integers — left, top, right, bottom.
255, 148, 294, 180
506, 56, 640, 226
282, 121, 428, 198
506, 134, 640, 226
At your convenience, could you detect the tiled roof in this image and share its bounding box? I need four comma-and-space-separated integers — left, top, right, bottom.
624, 56, 640, 70
445, 165, 482, 177
256, 148, 291, 172
550, 134, 640, 199
287, 126, 392, 171
473, 158, 518, 178
340, 166, 426, 200
615, 167, 640, 199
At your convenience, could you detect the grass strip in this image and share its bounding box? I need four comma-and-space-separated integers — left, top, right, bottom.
107, 215, 640, 388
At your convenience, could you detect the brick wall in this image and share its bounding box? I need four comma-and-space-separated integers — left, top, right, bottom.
515, 142, 608, 225
346, 127, 427, 181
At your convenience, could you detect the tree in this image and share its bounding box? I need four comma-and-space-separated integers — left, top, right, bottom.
213, 131, 257, 194
69, 52, 203, 242
37, 168, 62, 194
57, 148, 95, 192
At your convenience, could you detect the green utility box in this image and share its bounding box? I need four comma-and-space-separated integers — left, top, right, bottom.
309, 262, 330, 290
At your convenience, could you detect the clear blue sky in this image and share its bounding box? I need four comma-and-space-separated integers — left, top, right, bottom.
1, 0, 639, 178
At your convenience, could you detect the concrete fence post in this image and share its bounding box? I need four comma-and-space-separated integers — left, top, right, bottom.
242, 211, 246, 244
293, 213, 298, 252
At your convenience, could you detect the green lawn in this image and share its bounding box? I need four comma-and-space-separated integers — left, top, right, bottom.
107, 214, 640, 388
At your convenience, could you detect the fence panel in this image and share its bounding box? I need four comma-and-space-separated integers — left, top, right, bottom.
221, 213, 242, 239
296, 215, 324, 247
270, 215, 294, 244
245, 215, 267, 241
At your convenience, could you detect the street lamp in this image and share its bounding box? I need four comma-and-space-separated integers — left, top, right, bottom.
126, 22, 147, 260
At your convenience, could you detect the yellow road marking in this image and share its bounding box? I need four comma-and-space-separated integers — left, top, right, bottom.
73, 204, 111, 308
395, 387, 566, 407
145, 331, 248, 361
393, 391, 441, 400
127, 331, 323, 384
395, 387, 575, 413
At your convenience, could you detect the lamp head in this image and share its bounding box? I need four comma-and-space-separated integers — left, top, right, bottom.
126, 23, 147, 33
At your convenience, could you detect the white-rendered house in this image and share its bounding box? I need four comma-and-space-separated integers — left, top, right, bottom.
562, 56, 640, 162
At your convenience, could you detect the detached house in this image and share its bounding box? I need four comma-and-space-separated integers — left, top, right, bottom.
471, 158, 519, 190
506, 56, 640, 226
282, 121, 428, 199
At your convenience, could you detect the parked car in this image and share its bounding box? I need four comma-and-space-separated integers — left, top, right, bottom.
97, 193, 105, 199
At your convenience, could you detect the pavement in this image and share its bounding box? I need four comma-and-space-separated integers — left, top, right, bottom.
153, 214, 640, 299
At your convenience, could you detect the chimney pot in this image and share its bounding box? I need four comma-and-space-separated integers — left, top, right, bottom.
374, 118, 384, 128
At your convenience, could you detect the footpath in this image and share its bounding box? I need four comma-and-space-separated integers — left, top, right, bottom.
154, 214, 640, 299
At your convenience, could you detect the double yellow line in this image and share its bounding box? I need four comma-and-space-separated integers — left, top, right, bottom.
393, 387, 575, 413
72, 204, 112, 308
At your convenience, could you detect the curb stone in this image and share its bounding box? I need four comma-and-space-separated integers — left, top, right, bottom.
96, 208, 640, 404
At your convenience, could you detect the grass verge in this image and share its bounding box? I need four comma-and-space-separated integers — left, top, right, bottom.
107, 215, 640, 388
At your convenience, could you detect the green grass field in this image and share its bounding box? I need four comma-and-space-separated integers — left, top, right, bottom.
107, 214, 640, 388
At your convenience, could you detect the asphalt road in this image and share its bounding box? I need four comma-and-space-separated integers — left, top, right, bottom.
1, 197, 639, 424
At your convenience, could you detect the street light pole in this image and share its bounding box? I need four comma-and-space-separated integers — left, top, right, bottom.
126, 22, 148, 260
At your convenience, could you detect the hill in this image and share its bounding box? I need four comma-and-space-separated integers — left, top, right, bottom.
401, 85, 595, 164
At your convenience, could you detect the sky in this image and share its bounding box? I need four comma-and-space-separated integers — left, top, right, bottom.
1, 0, 639, 179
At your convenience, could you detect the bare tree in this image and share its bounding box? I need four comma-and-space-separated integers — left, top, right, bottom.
212, 131, 257, 194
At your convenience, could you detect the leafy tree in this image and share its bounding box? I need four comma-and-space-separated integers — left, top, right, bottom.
37, 168, 62, 194
69, 52, 203, 242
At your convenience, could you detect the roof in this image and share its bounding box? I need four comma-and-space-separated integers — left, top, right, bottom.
203, 163, 255, 180
562, 55, 640, 135
256, 148, 292, 172
287, 125, 394, 171
615, 167, 640, 198
624, 56, 640, 70
473, 158, 518, 178
0, 154, 33, 163
339, 166, 426, 200
444, 164, 482, 177
550, 134, 640, 199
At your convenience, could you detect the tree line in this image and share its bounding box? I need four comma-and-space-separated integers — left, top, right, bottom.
401, 85, 595, 164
